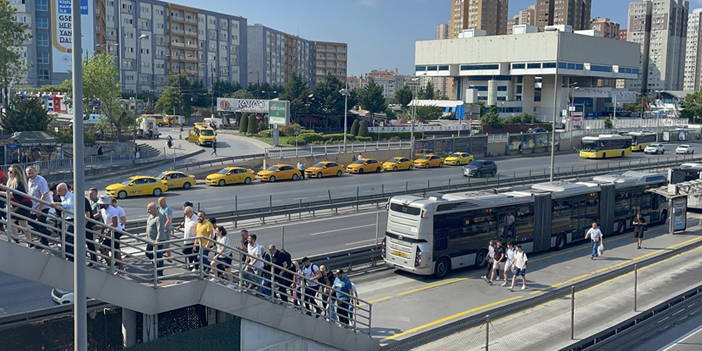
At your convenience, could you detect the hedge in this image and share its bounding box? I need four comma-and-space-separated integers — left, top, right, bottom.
287, 137, 307, 145
368, 131, 422, 140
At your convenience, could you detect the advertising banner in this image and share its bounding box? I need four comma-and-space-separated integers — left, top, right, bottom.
217, 98, 269, 114
52, 0, 94, 73
673, 197, 687, 231
268, 101, 289, 126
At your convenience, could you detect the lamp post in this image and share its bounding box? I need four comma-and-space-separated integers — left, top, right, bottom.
340, 81, 350, 152
548, 29, 561, 183
410, 77, 420, 158
262, 90, 277, 100
134, 34, 147, 145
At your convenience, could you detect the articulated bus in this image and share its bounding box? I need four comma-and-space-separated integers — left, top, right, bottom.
628, 132, 657, 152
383, 171, 669, 278
579, 135, 633, 159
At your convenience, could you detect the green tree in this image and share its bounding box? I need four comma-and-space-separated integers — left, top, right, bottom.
622, 96, 650, 114
358, 121, 369, 137
681, 91, 702, 123
36, 84, 69, 93
385, 107, 397, 120
189, 80, 209, 108
480, 106, 504, 129
213, 79, 242, 98
1, 98, 53, 133
239, 113, 249, 134
227, 89, 255, 99
506, 113, 541, 124
603, 117, 613, 129
60, 53, 130, 140
357, 78, 387, 120
155, 86, 181, 115
278, 70, 311, 123
415, 105, 443, 122
395, 85, 413, 112
423, 81, 435, 100
350, 119, 360, 136
0, 0, 31, 107
247, 114, 257, 134
311, 72, 347, 127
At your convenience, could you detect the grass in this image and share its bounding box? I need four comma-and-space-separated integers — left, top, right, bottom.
246, 135, 294, 146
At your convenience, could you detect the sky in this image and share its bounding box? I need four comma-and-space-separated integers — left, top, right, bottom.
169, 0, 699, 77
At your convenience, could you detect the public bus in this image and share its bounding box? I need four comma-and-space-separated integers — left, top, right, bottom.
628, 132, 657, 152
670, 163, 702, 209
382, 171, 669, 278
579, 135, 633, 159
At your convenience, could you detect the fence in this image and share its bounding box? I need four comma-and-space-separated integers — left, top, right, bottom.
176, 153, 265, 171
0, 184, 373, 337
266, 140, 410, 158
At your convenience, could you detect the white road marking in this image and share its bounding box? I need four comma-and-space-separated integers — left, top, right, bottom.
344, 238, 378, 246
309, 224, 376, 236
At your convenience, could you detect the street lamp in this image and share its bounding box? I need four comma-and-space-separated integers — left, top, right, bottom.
262, 90, 277, 100
546, 28, 561, 182
340, 81, 351, 152
410, 77, 420, 158
133, 34, 148, 145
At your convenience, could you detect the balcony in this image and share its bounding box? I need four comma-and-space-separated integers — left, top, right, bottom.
170, 15, 185, 22
184, 55, 198, 62
185, 16, 197, 23
170, 28, 184, 34
169, 42, 184, 48
184, 30, 197, 38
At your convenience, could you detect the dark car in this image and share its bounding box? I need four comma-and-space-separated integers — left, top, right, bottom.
527, 127, 547, 133
462, 160, 497, 177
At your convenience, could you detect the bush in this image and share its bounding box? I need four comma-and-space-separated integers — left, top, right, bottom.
350, 120, 360, 136
358, 121, 369, 137
368, 131, 422, 141
259, 129, 272, 138
56, 129, 96, 145
280, 123, 302, 137
390, 136, 401, 141
299, 129, 316, 134
239, 113, 248, 134
298, 133, 327, 144
356, 136, 372, 142
287, 137, 307, 145
247, 115, 258, 135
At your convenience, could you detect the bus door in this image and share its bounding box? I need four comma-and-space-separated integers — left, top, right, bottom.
571, 200, 588, 241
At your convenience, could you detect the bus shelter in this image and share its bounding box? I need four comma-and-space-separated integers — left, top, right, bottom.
647, 184, 692, 233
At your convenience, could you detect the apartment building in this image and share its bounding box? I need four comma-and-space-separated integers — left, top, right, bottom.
591, 18, 621, 39
684, 8, 702, 91
313, 41, 347, 84
507, 15, 519, 35
619, 29, 629, 41
435, 23, 449, 40
247, 24, 314, 87
627, 0, 689, 93
520, 5, 536, 26
449, 0, 509, 38
535, 0, 592, 31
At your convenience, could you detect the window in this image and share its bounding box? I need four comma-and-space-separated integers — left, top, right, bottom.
38, 69, 50, 80
567, 63, 576, 69
37, 17, 48, 29
575, 64, 584, 70
416, 66, 426, 71
37, 35, 49, 46
558, 62, 567, 69
543, 62, 557, 68
36, 0, 48, 11
497, 86, 507, 91
511, 63, 525, 69
460, 64, 499, 70
591, 65, 612, 72
527, 63, 541, 69
37, 52, 49, 64
427, 66, 438, 71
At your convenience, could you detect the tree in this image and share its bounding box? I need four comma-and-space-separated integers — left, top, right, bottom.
60, 53, 129, 140
480, 106, 504, 129
681, 91, 702, 123
189, 80, 209, 108
350, 119, 360, 136
247, 114, 257, 135
603, 117, 613, 129
155, 86, 181, 115
395, 85, 413, 112
0, 0, 31, 107
228, 89, 255, 99
506, 113, 541, 124
311, 72, 346, 123
622, 95, 650, 114
239, 113, 249, 134
357, 78, 386, 120
1, 98, 53, 133
37, 84, 69, 93
423, 81, 435, 100
358, 121, 369, 137
213, 79, 242, 97
415, 105, 443, 122
278, 70, 311, 123
385, 107, 397, 120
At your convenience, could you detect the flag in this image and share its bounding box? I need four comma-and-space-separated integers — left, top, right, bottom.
642, 100, 648, 110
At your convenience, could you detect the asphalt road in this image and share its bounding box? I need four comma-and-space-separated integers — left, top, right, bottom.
0, 272, 54, 318
84, 141, 702, 221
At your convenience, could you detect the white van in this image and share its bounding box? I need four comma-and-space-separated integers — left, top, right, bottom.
203, 117, 225, 129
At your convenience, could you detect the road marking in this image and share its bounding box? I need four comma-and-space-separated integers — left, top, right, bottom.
243, 211, 382, 231
363, 278, 467, 305
380, 295, 523, 342
530, 235, 629, 263
528, 236, 702, 295
344, 238, 377, 246
309, 224, 376, 236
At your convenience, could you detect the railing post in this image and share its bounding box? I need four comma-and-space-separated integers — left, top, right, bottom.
571, 286, 575, 340
59, 211, 66, 259
634, 264, 638, 312
153, 243, 159, 288
381, 184, 384, 197
269, 195, 273, 213
328, 190, 333, 204
375, 212, 380, 246
110, 230, 116, 274
485, 315, 490, 351
239, 251, 245, 292
235, 195, 238, 215
299, 199, 303, 219
281, 226, 285, 250
405, 181, 408, 192
448, 178, 451, 190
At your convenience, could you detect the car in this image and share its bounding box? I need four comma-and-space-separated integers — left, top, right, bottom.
444, 152, 474, 166
527, 127, 547, 133
255, 164, 301, 182
156, 171, 196, 189
462, 160, 497, 177
414, 154, 445, 168
105, 176, 168, 199
382, 157, 413, 171
206, 167, 256, 186
51, 288, 74, 305
644, 143, 665, 154
676, 145, 695, 155
305, 161, 345, 178
346, 158, 382, 174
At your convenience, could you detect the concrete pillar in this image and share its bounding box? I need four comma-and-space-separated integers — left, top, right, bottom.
521, 76, 535, 115
487, 80, 497, 106
122, 308, 137, 348
216, 310, 235, 323
143, 313, 158, 342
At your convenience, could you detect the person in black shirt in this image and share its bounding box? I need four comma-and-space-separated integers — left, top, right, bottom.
633, 213, 647, 250
268, 244, 290, 303
84, 197, 97, 263
489, 241, 506, 285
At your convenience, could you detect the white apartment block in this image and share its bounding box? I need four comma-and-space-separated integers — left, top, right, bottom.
684, 8, 702, 91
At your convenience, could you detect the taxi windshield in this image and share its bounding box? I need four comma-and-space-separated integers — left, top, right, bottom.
156, 172, 166, 179
313, 163, 325, 168
389, 158, 401, 162
121, 179, 134, 185
200, 129, 215, 136
450, 153, 462, 158
353, 160, 365, 164
421, 156, 431, 160
217, 169, 229, 174
267, 166, 278, 171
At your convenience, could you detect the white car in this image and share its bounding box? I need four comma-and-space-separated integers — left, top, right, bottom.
51, 288, 74, 305
644, 143, 665, 154
676, 145, 695, 155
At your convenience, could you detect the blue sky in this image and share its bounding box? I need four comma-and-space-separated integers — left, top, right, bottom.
170, 0, 695, 77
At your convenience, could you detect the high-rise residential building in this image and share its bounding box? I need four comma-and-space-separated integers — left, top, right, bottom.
519, 5, 536, 26
247, 24, 315, 87
435, 23, 449, 40
684, 8, 702, 91
591, 18, 621, 39
619, 29, 629, 41
507, 15, 519, 35
627, 0, 689, 93
449, 0, 509, 38
313, 41, 347, 84
536, 0, 592, 31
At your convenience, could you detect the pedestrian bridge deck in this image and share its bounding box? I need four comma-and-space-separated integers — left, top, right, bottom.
354, 217, 702, 347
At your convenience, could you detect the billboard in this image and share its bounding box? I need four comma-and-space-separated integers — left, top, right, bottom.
52, 0, 94, 73
217, 98, 269, 114
268, 101, 289, 126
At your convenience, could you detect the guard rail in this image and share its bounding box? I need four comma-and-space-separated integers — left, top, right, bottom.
266, 140, 410, 159
175, 153, 265, 171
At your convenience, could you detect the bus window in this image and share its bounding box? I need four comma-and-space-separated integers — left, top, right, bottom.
434, 229, 449, 251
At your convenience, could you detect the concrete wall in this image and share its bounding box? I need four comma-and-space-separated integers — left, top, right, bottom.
240, 320, 342, 351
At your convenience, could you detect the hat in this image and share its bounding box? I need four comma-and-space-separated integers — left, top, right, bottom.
97, 195, 111, 205
336, 269, 344, 275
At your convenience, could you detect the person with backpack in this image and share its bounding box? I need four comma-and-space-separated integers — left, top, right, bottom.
268, 245, 292, 302
301, 257, 322, 316
319, 265, 336, 321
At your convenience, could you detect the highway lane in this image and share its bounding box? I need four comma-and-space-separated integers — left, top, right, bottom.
85, 140, 702, 220
0, 272, 54, 318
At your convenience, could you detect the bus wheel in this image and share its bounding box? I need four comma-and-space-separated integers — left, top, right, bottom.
433, 257, 450, 278
621, 151, 625, 157
475, 249, 488, 269
555, 233, 567, 250
616, 220, 626, 234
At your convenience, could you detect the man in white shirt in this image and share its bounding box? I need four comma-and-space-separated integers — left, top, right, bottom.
244, 234, 263, 288
26, 166, 51, 246
502, 242, 517, 287
481, 240, 496, 280
177, 206, 198, 271
110, 198, 126, 231
508, 244, 528, 291
584, 222, 603, 260
301, 256, 322, 316
96, 195, 124, 270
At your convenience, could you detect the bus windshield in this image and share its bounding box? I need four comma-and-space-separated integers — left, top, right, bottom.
390, 203, 421, 215
581, 140, 597, 151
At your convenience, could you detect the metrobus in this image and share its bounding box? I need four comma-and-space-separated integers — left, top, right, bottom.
670, 163, 702, 209
579, 135, 633, 159
382, 171, 669, 278
628, 132, 657, 152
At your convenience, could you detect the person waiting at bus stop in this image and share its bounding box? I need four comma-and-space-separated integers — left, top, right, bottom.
633, 213, 647, 249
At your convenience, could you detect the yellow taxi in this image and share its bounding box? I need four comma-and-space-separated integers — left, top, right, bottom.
346, 158, 382, 174
256, 164, 302, 182
105, 176, 168, 199
193, 123, 216, 147
414, 154, 445, 168
382, 157, 413, 172
305, 161, 345, 178
444, 152, 474, 166
206, 167, 256, 186
156, 171, 196, 189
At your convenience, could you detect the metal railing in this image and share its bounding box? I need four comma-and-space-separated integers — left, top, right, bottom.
266, 140, 409, 159
176, 153, 265, 171
0, 185, 373, 336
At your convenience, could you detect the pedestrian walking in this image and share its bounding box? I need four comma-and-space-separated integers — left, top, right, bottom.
2, 164, 33, 246
145, 202, 166, 277
489, 241, 505, 285
509, 244, 528, 291
268, 244, 291, 302
236, 229, 249, 262
301, 257, 322, 316
291, 261, 303, 307
134, 144, 140, 159
97, 145, 103, 156
584, 222, 603, 260
245, 234, 264, 288
633, 213, 647, 249
211, 139, 218, 156
194, 211, 215, 270
357, 153, 363, 161
503, 212, 515, 238
95, 195, 124, 270
297, 161, 305, 179
176, 205, 198, 271
158, 197, 173, 261
25, 166, 51, 247
210, 226, 235, 288
319, 265, 336, 320
481, 240, 496, 281
333, 269, 354, 326
502, 242, 516, 287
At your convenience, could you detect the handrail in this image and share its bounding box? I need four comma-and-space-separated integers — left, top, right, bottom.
176, 153, 265, 171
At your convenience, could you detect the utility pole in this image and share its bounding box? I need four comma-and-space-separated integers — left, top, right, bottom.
549, 30, 561, 183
